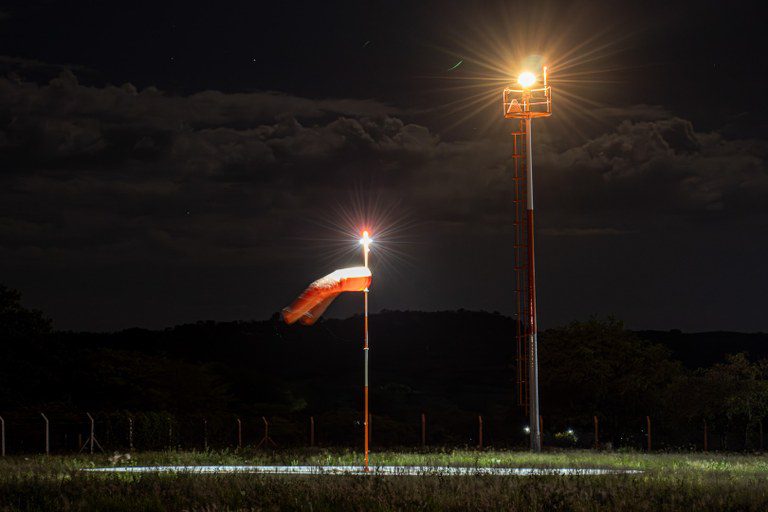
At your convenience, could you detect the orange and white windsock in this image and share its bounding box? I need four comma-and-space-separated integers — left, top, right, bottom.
281, 266, 372, 326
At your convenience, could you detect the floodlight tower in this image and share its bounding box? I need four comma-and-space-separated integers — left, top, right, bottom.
503, 65, 551, 452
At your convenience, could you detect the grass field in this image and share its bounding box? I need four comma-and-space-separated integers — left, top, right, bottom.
2, 449, 768, 511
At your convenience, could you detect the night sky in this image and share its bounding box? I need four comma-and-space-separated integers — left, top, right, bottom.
1, 0, 766, 332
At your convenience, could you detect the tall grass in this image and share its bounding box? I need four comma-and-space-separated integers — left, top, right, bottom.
1, 449, 768, 511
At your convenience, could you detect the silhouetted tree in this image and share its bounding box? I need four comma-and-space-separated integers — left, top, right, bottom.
0, 284, 54, 408
540, 317, 685, 445
703, 353, 768, 449
0, 284, 51, 339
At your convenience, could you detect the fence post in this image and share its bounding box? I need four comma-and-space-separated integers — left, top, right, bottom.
478, 415, 483, 449
168, 415, 173, 449
421, 413, 426, 447
539, 415, 544, 447
89, 413, 95, 453
237, 418, 242, 450
89, 413, 94, 453
646, 416, 652, 451
703, 419, 708, 451
203, 418, 208, 450
79, 412, 103, 454
40, 412, 49, 455
256, 417, 277, 448
368, 414, 372, 447
0, 415, 5, 456
593, 415, 599, 449
128, 414, 134, 452
310, 416, 315, 447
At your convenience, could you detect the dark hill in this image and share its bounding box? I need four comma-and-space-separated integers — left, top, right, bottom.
4, 308, 767, 450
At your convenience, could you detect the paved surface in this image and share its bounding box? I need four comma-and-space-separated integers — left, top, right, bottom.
84, 465, 642, 476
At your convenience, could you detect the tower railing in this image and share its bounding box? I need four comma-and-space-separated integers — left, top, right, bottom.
503, 85, 552, 119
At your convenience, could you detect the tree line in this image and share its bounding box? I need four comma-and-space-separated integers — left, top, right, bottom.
2, 284, 768, 451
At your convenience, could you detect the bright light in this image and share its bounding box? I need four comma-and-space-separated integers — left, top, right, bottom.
359, 230, 373, 246
567, 429, 574, 435
524, 426, 531, 434
517, 71, 536, 88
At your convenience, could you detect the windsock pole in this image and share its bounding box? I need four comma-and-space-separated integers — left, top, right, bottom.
362, 230, 371, 471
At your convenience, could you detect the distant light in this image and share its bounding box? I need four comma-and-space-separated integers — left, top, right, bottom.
524, 426, 531, 434
517, 71, 536, 88
567, 429, 574, 435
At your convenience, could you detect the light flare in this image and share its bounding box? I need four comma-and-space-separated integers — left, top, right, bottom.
293, 190, 419, 285
422, 3, 648, 141
517, 71, 536, 88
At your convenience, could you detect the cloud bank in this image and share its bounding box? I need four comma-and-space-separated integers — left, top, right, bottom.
1, 70, 766, 329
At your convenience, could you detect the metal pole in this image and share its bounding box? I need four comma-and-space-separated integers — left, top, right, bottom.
80, 412, 103, 454
539, 415, 544, 447
594, 415, 599, 449
203, 418, 208, 451
128, 415, 134, 452
646, 415, 652, 451
0, 416, 5, 457
310, 416, 315, 447
255, 416, 276, 448
478, 415, 483, 449
363, 232, 370, 471
421, 413, 426, 447
525, 117, 541, 452
41, 412, 49, 455
237, 418, 242, 450
88, 412, 95, 454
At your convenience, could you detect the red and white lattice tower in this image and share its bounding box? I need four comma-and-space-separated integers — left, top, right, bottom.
503, 66, 552, 452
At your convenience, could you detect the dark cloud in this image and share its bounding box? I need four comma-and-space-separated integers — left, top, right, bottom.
1, 71, 766, 331
592, 105, 671, 122
539, 227, 635, 237
538, 117, 768, 230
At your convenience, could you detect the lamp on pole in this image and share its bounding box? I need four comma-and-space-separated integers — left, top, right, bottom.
503, 64, 552, 452
360, 229, 372, 470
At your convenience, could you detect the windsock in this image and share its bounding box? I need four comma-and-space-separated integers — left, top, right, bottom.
282, 266, 372, 325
